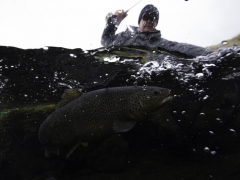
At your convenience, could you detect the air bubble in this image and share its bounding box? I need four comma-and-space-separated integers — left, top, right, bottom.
70, 54, 77, 58
195, 73, 204, 80
204, 147, 210, 152
209, 131, 214, 135
103, 56, 120, 62
203, 95, 209, 100
210, 151, 216, 155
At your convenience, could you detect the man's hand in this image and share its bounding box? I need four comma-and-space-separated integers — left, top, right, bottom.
114, 10, 128, 24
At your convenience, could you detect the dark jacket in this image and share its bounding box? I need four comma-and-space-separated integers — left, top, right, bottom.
101, 15, 212, 58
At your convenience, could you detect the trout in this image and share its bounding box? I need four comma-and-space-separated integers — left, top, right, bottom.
38, 86, 172, 158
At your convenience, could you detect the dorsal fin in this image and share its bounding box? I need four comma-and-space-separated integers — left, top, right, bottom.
56, 89, 82, 109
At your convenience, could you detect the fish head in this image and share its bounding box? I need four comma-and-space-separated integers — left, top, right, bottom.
128, 86, 172, 118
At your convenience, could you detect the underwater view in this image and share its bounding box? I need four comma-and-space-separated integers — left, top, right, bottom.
0, 44, 240, 179
1, 0, 240, 179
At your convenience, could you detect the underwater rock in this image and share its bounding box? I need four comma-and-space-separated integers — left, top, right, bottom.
0, 103, 55, 179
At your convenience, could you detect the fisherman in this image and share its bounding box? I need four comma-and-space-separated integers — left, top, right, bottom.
101, 4, 213, 58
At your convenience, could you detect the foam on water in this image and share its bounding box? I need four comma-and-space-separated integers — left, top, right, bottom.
135, 46, 240, 84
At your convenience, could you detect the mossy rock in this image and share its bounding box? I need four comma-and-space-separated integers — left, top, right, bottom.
208, 34, 240, 51
0, 103, 55, 179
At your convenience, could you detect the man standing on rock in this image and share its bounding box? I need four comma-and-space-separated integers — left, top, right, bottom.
101, 4, 212, 58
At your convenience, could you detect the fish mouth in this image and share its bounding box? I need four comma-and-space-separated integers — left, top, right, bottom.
161, 95, 173, 105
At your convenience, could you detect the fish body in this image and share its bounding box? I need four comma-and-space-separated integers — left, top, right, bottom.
38, 86, 172, 158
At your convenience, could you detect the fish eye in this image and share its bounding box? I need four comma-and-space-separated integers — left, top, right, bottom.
153, 90, 160, 95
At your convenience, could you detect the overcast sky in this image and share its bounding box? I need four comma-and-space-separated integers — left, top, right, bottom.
0, 0, 240, 50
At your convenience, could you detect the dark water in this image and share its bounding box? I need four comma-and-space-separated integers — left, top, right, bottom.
0, 45, 240, 180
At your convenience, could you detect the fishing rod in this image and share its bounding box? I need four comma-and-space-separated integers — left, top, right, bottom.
105, 0, 143, 22
125, 0, 144, 13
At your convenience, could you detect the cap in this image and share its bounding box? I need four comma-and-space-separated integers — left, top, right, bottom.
138, 4, 159, 25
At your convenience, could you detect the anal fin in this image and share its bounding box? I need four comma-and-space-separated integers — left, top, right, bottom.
44, 147, 59, 158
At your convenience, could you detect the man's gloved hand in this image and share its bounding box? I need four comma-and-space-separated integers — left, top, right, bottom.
114, 10, 128, 24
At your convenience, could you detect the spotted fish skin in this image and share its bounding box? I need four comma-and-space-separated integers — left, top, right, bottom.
38, 86, 172, 157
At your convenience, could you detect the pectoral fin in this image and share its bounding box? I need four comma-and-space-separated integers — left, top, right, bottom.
113, 120, 136, 132
66, 142, 81, 159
